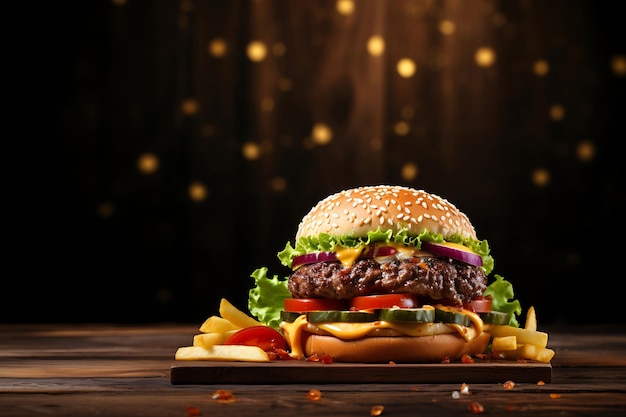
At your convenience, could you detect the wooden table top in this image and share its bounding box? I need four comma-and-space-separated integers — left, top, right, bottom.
1, 323, 625, 417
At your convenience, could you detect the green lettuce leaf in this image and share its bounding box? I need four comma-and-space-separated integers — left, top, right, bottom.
484, 274, 522, 327
248, 267, 290, 329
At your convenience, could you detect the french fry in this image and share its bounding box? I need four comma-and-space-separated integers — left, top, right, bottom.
522, 343, 555, 363
219, 298, 263, 328
492, 335, 518, 351
525, 306, 537, 331
193, 330, 239, 348
175, 345, 270, 362
199, 315, 241, 333
490, 325, 548, 348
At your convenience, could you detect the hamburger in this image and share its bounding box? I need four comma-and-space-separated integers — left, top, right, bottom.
249, 185, 521, 363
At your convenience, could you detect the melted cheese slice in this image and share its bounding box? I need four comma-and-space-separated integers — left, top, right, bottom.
280, 307, 484, 358
334, 246, 365, 267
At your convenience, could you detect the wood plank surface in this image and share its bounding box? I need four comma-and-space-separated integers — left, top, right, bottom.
171, 360, 551, 384
1, 324, 625, 417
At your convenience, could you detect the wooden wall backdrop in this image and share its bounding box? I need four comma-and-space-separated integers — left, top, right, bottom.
11, 0, 624, 324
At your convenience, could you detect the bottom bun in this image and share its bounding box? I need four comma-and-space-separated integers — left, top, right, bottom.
303, 332, 491, 363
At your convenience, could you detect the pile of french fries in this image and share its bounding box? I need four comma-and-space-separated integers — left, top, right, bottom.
488, 306, 555, 363
175, 298, 271, 362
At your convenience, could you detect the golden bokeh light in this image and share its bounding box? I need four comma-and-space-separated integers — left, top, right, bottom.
181, 98, 199, 116
401, 106, 414, 119
475, 47, 496, 67
188, 182, 208, 202
247, 41, 267, 62
208, 38, 227, 58
270, 176, 287, 192
533, 59, 550, 76
260, 97, 274, 111
549, 104, 565, 121
576, 140, 596, 162
394, 121, 410, 136
312, 123, 333, 145
367, 36, 385, 56
438, 20, 455, 35
492, 12, 507, 27
610, 54, 626, 76
273, 42, 286, 56
137, 152, 159, 174
278, 78, 293, 91
242, 141, 261, 160
401, 162, 418, 181
200, 124, 216, 138
336, 0, 355, 15
370, 137, 383, 152
397, 58, 417, 78
97, 202, 114, 219
532, 167, 550, 187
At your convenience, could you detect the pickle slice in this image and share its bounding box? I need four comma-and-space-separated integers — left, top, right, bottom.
434, 308, 472, 326
306, 311, 378, 323
479, 311, 512, 325
378, 308, 435, 323
280, 311, 303, 323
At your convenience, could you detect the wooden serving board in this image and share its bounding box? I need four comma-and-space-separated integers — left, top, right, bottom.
170, 360, 551, 384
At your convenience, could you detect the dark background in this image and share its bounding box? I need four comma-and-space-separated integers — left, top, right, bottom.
9, 0, 624, 325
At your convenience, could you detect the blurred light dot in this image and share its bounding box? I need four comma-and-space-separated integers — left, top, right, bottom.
533, 59, 550, 76
247, 41, 267, 62
181, 98, 199, 116
278, 78, 293, 91
576, 140, 596, 162
208, 38, 227, 57
312, 123, 333, 145
261, 97, 274, 111
492, 12, 507, 26
439, 20, 455, 35
532, 168, 550, 187
270, 176, 287, 192
188, 182, 208, 202
138, 152, 159, 174
610, 54, 626, 76
370, 137, 383, 152
336, 0, 355, 15
97, 202, 114, 218
475, 47, 496, 67
273, 42, 286, 56
180, 0, 194, 12
367, 36, 385, 56
260, 139, 273, 153
394, 121, 410, 136
242, 142, 261, 160
397, 58, 416, 78
200, 124, 216, 138
549, 104, 565, 121
401, 162, 418, 181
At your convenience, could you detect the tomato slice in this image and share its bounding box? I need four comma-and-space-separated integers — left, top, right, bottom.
224, 326, 287, 352
467, 297, 492, 313
283, 298, 350, 312
350, 294, 418, 311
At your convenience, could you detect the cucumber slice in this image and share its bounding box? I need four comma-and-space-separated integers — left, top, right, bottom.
280, 311, 303, 323
435, 308, 471, 326
306, 310, 378, 323
378, 308, 435, 323
479, 311, 511, 325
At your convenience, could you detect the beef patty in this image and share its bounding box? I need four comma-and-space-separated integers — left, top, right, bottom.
288, 257, 487, 305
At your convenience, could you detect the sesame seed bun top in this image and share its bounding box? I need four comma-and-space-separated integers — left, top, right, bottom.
295, 185, 477, 241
